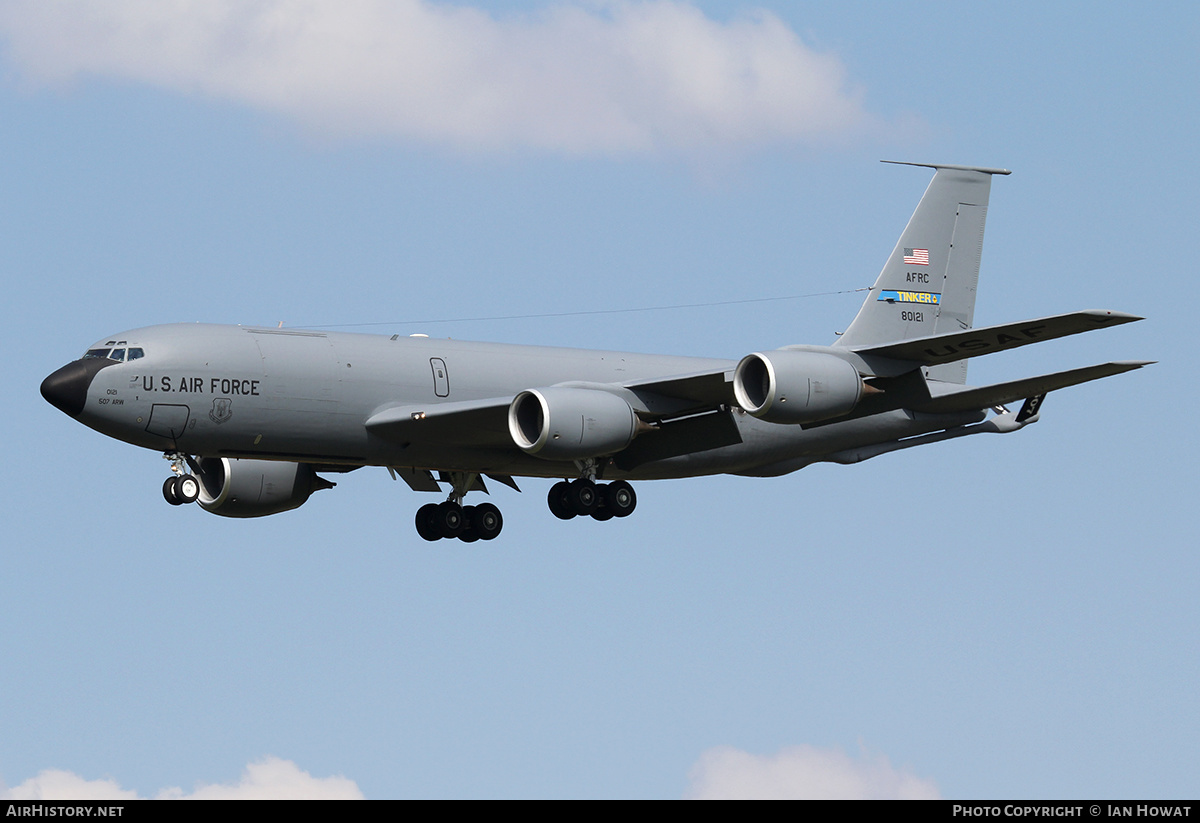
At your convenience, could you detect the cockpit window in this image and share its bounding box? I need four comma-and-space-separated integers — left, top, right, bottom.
82, 348, 139, 362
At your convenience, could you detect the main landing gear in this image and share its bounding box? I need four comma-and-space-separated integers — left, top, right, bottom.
415, 501, 503, 542
414, 471, 504, 542
161, 452, 199, 506
547, 478, 637, 522
409, 470, 637, 541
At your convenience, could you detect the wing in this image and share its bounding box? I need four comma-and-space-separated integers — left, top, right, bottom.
852, 310, 1142, 368
365, 368, 737, 441
912, 361, 1153, 415
622, 368, 735, 417
365, 396, 513, 447
803, 359, 1154, 428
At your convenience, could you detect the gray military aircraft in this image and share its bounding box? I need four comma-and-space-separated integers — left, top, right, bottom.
42, 162, 1149, 541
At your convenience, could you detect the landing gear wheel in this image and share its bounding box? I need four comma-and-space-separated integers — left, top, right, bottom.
591, 507, 615, 522
175, 474, 200, 504
548, 481, 575, 520
604, 480, 637, 518
458, 506, 481, 542
567, 478, 599, 516
435, 501, 466, 539
472, 503, 503, 540
415, 503, 441, 541
163, 476, 183, 506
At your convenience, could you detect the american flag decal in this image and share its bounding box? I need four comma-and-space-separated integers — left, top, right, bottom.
904, 248, 930, 265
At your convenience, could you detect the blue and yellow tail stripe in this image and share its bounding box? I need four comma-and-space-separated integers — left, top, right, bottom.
878, 290, 942, 305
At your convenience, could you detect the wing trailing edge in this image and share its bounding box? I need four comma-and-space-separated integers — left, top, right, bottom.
910, 360, 1153, 416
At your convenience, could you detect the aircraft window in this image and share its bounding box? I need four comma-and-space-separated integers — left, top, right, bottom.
82, 348, 136, 361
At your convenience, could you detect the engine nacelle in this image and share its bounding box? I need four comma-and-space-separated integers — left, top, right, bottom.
733, 350, 864, 424
195, 457, 332, 518
508, 387, 638, 460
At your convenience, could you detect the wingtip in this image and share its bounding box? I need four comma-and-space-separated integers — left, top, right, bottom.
1083, 309, 1145, 323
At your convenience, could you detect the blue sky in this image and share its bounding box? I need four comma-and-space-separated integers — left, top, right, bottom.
0, 0, 1193, 799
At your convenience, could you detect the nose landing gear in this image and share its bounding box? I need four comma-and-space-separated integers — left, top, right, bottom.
161, 452, 200, 506
163, 474, 200, 505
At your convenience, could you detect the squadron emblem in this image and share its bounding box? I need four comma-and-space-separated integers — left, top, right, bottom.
209, 397, 233, 424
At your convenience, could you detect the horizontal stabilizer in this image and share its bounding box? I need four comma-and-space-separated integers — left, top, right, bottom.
912, 361, 1153, 415
853, 310, 1142, 366
881, 160, 1012, 175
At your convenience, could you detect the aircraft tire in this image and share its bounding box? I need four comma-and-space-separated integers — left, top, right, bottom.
415, 503, 441, 541
176, 474, 200, 504
567, 479, 599, 516
163, 476, 183, 506
458, 506, 481, 542
456, 506, 480, 544
435, 501, 466, 539
591, 507, 615, 522
459, 526, 481, 544
473, 503, 503, 540
548, 482, 575, 520
605, 481, 637, 518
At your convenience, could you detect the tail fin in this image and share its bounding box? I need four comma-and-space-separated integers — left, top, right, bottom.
835, 162, 1011, 383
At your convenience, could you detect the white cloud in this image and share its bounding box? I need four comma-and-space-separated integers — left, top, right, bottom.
2, 757, 364, 800
1, 770, 139, 801
684, 744, 941, 800
0, 0, 878, 155
157, 756, 364, 799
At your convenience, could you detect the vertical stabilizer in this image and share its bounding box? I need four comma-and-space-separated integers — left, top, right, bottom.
835, 162, 1010, 383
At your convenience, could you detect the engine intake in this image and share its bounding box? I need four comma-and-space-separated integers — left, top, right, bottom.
195, 457, 332, 518
509, 387, 638, 460
733, 351, 864, 424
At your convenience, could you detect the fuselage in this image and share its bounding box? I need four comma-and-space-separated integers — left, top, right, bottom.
43, 323, 983, 481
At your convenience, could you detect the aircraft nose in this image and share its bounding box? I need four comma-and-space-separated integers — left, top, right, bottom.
41, 359, 112, 417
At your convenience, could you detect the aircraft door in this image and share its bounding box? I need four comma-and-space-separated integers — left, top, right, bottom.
146, 403, 190, 439
430, 358, 450, 397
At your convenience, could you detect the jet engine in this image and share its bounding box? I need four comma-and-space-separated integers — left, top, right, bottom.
508, 387, 639, 460
194, 457, 333, 518
732, 351, 864, 424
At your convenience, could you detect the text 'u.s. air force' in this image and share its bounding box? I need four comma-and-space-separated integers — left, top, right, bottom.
138, 376, 260, 396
